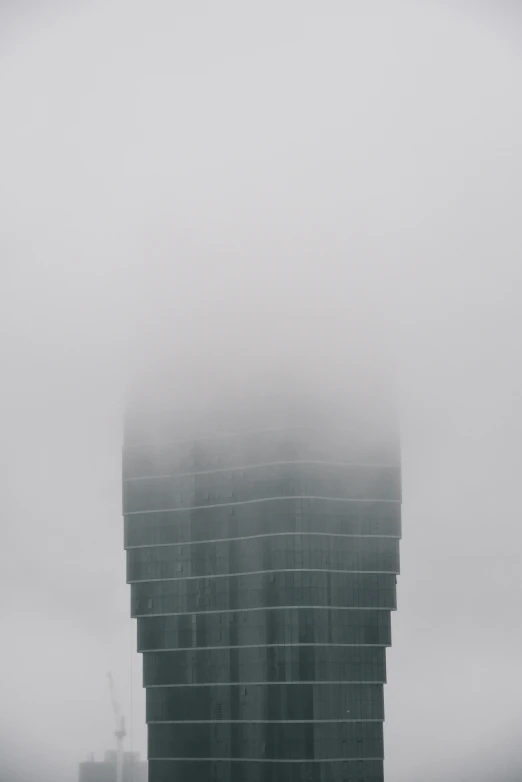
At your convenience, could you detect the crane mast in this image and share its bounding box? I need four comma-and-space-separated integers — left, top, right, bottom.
107, 673, 126, 782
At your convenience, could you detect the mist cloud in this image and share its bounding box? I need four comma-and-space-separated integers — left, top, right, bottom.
1, 2, 522, 780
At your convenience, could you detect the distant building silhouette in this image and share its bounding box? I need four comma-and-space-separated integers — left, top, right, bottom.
123, 393, 401, 781
79, 751, 147, 782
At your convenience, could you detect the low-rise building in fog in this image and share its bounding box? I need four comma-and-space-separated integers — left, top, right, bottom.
79, 751, 147, 782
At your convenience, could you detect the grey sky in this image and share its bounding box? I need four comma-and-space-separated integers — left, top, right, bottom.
1, 2, 522, 780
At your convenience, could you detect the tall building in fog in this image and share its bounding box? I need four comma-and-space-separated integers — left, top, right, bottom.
123, 394, 401, 782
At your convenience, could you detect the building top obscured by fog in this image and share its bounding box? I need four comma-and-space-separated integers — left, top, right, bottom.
125, 346, 398, 447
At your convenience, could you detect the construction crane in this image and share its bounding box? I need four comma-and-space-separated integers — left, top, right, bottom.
107, 672, 126, 782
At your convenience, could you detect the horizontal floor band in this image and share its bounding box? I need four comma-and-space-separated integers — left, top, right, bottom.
129, 568, 398, 584
148, 757, 382, 763
147, 681, 383, 688
125, 496, 401, 516
126, 531, 401, 550
147, 719, 384, 725
124, 459, 397, 482
141, 644, 387, 652
134, 605, 394, 618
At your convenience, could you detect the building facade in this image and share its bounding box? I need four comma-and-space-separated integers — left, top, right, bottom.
122, 398, 401, 782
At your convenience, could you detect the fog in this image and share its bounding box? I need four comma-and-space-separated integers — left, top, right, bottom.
1, 1, 522, 780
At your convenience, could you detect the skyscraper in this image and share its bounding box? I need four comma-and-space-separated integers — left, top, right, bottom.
123, 393, 401, 782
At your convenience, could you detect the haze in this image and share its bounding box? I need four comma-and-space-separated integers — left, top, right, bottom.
1, 2, 522, 780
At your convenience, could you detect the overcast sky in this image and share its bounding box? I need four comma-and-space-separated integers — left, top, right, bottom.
1, 2, 522, 780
